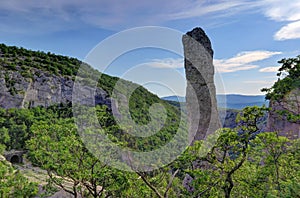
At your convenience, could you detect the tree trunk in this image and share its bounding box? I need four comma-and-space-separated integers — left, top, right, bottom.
223, 174, 233, 198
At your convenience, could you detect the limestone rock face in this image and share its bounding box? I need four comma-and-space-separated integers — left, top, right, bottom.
0, 69, 115, 110
266, 88, 300, 139
183, 27, 221, 142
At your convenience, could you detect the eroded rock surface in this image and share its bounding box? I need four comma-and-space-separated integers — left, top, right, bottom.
183, 27, 221, 142
0, 69, 114, 109
267, 88, 300, 139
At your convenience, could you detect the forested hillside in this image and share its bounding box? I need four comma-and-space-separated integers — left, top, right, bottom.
0, 43, 184, 150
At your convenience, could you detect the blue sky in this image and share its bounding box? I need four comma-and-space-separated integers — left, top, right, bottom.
1, 0, 300, 97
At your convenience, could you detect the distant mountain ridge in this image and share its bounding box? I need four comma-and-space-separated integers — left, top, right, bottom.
161, 94, 269, 110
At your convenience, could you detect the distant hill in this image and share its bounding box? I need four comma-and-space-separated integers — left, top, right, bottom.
161, 94, 269, 110
162, 96, 186, 103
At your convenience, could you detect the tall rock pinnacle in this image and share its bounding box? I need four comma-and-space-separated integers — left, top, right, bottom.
183, 27, 221, 142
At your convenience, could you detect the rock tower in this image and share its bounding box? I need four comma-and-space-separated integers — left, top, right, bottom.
183, 27, 221, 142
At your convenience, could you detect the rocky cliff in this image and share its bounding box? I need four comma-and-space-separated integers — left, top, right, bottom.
266, 88, 300, 139
0, 68, 113, 109
0, 44, 140, 112
0, 43, 181, 140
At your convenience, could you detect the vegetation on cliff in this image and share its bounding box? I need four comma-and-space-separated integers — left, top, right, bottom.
262, 55, 300, 124
262, 55, 300, 101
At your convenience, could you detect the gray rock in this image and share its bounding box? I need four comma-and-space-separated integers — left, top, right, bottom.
266, 88, 300, 139
0, 69, 118, 111
183, 27, 221, 142
182, 173, 194, 193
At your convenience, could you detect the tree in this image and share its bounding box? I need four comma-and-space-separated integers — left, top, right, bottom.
262, 55, 300, 100
27, 118, 130, 197
0, 149, 38, 197
277, 55, 300, 79
0, 127, 10, 149
134, 167, 183, 198
180, 106, 268, 198
246, 132, 300, 197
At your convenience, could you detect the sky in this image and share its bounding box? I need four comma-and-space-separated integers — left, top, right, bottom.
1, 0, 300, 97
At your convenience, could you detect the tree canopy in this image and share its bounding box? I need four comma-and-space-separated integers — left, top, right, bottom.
262, 55, 300, 100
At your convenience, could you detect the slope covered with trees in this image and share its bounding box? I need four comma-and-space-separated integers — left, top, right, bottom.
0, 43, 183, 151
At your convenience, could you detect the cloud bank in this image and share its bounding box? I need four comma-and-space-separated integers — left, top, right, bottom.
140, 50, 281, 74
261, 0, 300, 40
214, 51, 281, 73
0, 0, 258, 33
1, 1, 300, 39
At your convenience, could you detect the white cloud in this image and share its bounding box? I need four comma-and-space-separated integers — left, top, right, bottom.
259, 66, 280, 72
168, 1, 255, 20
260, 1, 300, 41
140, 58, 183, 69
214, 61, 258, 73
262, 0, 300, 22
243, 80, 274, 85
214, 51, 281, 73
274, 20, 300, 40
226, 51, 281, 64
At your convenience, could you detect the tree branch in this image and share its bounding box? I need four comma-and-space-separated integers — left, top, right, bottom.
164, 169, 179, 198
136, 172, 163, 198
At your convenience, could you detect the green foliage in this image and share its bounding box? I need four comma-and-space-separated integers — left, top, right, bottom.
0, 43, 80, 77
235, 132, 300, 197
176, 106, 299, 198
0, 127, 10, 150
0, 157, 38, 197
0, 108, 34, 150
275, 109, 300, 124
235, 105, 269, 136
0, 43, 185, 152
262, 55, 300, 100
27, 118, 133, 197
0, 102, 298, 197
0, 104, 73, 150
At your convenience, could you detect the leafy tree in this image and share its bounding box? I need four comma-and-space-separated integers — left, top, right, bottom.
0, 127, 10, 149
261, 55, 300, 125
179, 106, 268, 198
0, 149, 38, 197
27, 118, 130, 197
262, 55, 300, 100
133, 167, 184, 198
234, 132, 300, 197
